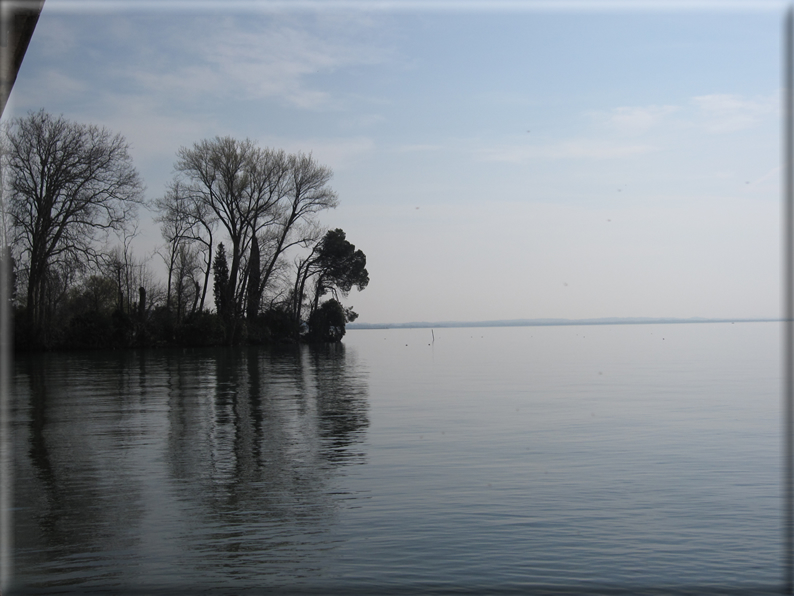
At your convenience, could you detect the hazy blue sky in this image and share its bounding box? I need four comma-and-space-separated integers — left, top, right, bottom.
7, 0, 785, 324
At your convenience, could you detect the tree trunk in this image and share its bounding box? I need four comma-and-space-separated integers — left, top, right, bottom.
246, 236, 260, 321
199, 238, 212, 312
191, 281, 200, 316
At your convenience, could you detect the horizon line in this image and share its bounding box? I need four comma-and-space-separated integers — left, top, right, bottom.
347, 316, 782, 330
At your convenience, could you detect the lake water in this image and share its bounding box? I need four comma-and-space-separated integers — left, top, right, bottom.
8, 322, 784, 594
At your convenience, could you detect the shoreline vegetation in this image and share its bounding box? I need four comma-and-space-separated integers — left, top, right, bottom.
2, 111, 776, 353
4, 111, 369, 353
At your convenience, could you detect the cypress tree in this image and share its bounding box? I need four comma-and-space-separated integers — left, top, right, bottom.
246, 236, 260, 321
213, 243, 229, 318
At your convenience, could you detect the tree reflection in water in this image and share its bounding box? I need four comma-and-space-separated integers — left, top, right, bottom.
13, 343, 369, 591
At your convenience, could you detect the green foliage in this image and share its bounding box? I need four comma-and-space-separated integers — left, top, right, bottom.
111, 308, 133, 348
261, 304, 297, 344
147, 305, 176, 345
8, 110, 143, 341
315, 229, 369, 298
292, 228, 369, 342
65, 311, 113, 350
307, 299, 349, 343
67, 275, 118, 317
8, 126, 371, 352
174, 310, 225, 346
13, 307, 36, 352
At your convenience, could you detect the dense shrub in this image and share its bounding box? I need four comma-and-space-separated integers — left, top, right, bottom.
64, 311, 113, 350
174, 310, 225, 346
146, 305, 176, 346
260, 306, 296, 344
111, 308, 133, 348
306, 299, 347, 343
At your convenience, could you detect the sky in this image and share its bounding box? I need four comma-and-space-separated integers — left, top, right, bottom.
5, 0, 786, 324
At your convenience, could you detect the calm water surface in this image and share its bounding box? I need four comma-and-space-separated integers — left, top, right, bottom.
10, 322, 783, 594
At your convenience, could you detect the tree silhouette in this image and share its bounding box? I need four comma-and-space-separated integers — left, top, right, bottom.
8, 110, 143, 345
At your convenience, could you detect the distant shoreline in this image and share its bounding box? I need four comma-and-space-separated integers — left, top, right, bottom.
347, 317, 781, 331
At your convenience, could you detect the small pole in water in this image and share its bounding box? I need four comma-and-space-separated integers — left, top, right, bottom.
432, 329, 435, 344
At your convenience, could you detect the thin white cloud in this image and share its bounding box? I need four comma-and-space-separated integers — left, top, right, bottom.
480, 138, 656, 162
339, 113, 386, 128
588, 95, 777, 138
124, 15, 390, 110
102, 102, 219, 163
20, 12, 393, 118
396, 144, 444, 152
602, 104, 678, 135
12, 68, 89, 109
692, 93, 777, 133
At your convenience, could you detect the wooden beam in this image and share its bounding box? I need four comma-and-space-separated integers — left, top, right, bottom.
0, 0, 45, 117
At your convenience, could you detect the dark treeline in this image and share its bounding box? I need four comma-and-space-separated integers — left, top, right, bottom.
3, 111, 369, 352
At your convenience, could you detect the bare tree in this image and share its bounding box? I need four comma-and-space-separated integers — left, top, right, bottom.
185, 195, 216, 312
257, 152, 338, 299
241, 154, 336, 320
155, 182, 193, 314
174, 137, 288, 333
164, 137, 341, 342
172, 242, 201, 321
7, 110, 144, 342
99, 227, 155, 316
153, 180, 217, 313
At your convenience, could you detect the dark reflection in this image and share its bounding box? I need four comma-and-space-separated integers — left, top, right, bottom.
14, 352, 148, 583
308, 343, 370, 462
23, 354, 61, 540
161, 344, 369, 573
14, 343, 370, 590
